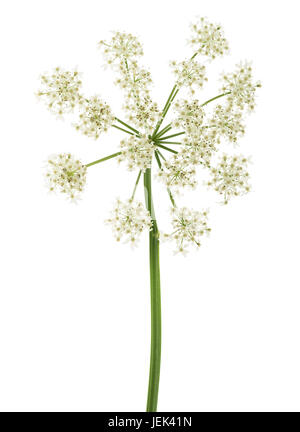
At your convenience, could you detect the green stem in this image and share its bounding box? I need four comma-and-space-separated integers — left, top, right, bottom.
169, 88, 179, 104
152, 85, 177, 137
144, 168, 161, 412
152, 51, 198, 140
201, 91, 231, 107
157, 131, 185, 140
112, 124, 136, 136
155, 143, 178, 154
115, 117, 141, 135
131, 170, 142, 200
154, 151, 176, 207
155, 141, 182, 145
161, 89, 179, 125
155, 124, 173, 139
85, 151, 121, 168
155, 150, 165, 160
154, 149, 162, 168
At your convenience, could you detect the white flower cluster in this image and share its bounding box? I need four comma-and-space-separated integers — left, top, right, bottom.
106, 199, 152, 245
188, 17, 229, 60
157, 153, 197, 190
208, 154, 250, 204
125, 96, 159, 130
220, 62, 261, 111
118, 134, 155, 172
45, 153, 87, 202
209, 105, 245, 143
181, 132, 218, 166
99, 32, 159, 129
163, 207, 211, 254
170, 59, 207, 94
99, 32, 143, 64
74, 96, 115, 139
173, 99, 205, 138
37, 67, 82, 116
116, 67, 152, 95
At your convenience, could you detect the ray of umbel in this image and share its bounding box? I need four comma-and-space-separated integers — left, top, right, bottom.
37, 17, 261, 411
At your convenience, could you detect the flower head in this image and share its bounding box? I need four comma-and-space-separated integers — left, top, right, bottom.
115, 66, 152, 96
180, 132, 218, 166
74, 96, 115, 139
125, 96, 160, 129
45, 153, 87, 202
220, 62, 261, 111
99, 32, 143, 65
163, 207, 211, 254
118, 134, 155, 172
106, 199, 152, 245
173, 99, 205, 138
188, 17, 229, 60
157, 153, 197, 190
37, 67, 82, 115
170, 59, 207, 94
209, 104, 245, 143
208, 154, 250, 204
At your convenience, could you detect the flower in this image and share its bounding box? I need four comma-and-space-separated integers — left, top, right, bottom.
163, 207, 211, 254
118, 134, 155, 172
115, 65, 152, 96
180, 132, 219, 166
74, 96, 115, 139
188, 17, 229, 60
220, 62, 261, 111
207, 154, 251, 204
124, 96, 160, 129
157, 153, 197, 190
37, 67, 82, 115
99, 32, 143, 65
45, 153, 87, 202
170, 59, 207, 94
106, 199, 152, 245
173, 99, 205, 138
209, 104, 245, 143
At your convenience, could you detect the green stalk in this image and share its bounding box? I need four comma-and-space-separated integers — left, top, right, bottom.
157, 131, 185, 140
155, 141, 182, 145
112, 124, 136, 136
152, 85, 177, 137
155, 143, 178, 154
144, 168, 161, 412
85, 151, 121, 168
115, 117, 141, 135
160, 88, 179, 126
155, 124, 173, 139
154, 151, 176, 207
201, 91, 231, 107
131, 170, 142, 200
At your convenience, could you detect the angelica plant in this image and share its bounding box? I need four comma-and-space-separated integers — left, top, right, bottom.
37, 17, 260, 411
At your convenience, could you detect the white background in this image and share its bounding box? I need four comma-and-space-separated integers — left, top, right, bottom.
0, 0, 299, 412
